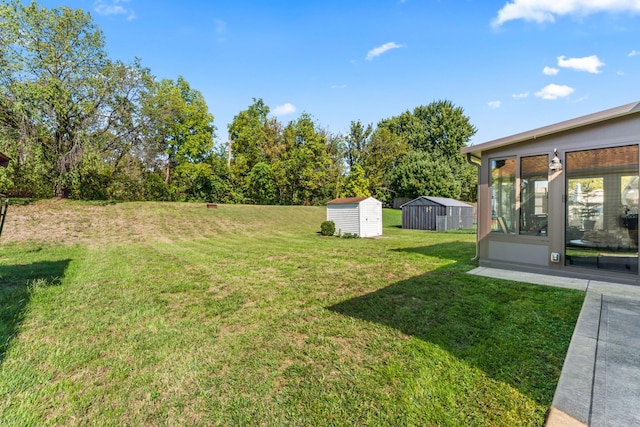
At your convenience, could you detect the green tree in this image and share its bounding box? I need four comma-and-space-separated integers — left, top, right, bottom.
0, 0, 151, 197
323, 131, 346, 201
378, 99, 477, 157
345, 120, 372, 168
228, 98, 270, 177
341, 164, 370, 198
246, 162, 276, 205
378, 99, 477, 202
282, 113, 333, 205
171, 162, 219, 202
141, 76, 216, 185
456, 160, 478, 202
360, 127, 408, 203
0, 0, 108, 197
391, 151, 462, 199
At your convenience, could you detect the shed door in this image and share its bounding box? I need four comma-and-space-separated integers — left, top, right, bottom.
362, 203, 381, 237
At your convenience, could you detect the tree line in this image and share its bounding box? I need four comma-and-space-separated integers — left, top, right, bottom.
0, 1, 478, 205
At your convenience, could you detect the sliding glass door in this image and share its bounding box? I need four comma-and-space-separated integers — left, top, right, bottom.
565, 145, 639, 274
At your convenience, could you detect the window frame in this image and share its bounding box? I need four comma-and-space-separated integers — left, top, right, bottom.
490, 156, 517, 235
519, 154, 549, 237
489, 153, 551, 238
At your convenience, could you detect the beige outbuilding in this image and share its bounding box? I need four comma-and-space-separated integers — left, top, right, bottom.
462, 101, 640, 285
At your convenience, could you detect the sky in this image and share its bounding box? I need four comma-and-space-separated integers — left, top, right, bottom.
35, 0, 640, 147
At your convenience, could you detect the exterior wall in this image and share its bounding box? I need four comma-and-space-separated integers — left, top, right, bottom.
402, 204, 443, 230
488, 240, 550, 266
464, 207, 476, 229
360, 199, 382, 237
476, 114, 640, 285
402, 198, 474, 231
326, 198, 383, 237
327, 204, 360, 235
447, 206, 475, 230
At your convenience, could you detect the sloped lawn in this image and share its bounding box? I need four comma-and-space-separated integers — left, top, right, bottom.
0, 201, 583, 426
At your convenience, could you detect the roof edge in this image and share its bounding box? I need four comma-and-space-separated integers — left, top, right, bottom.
462, 101, 640, 157
327, 197, 379, 205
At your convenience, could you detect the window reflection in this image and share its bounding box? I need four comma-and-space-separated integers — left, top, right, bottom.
565, 145, 639, 274
491, 158, 516, 233
520, 155, 548, 236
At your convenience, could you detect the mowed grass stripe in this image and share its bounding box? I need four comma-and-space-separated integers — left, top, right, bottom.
0, 201, 583, 426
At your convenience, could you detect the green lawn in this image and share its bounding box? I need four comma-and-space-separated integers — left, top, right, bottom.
0, 201, 584, 426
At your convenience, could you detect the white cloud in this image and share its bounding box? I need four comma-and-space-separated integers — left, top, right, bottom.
629, 50, 640, 57
535, 84, 575, 100
492, 0, 640, 27
557, 55, 605, 73
214, 19, 226, 34
512, 91, 530, 99
366, 42, 404, 60
94, 0, 135, 20
543, 66, 559, 75
272, 103, 297, 116
488, 100, 502, 108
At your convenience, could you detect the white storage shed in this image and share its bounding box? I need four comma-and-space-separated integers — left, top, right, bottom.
326, 197, 383, 237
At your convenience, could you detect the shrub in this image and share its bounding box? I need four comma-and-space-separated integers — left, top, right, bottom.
320, 220, 335, 236
341, 232, 360, 239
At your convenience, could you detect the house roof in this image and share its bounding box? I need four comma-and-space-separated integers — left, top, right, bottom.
400, 196, 473, 208
462, 101, 640, 158
0, 152, 9, 168
327, 197, 376, 205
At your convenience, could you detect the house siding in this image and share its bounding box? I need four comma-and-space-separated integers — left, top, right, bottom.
327, 204, 360, 235
326, 197, 383, 237
470, 105, 640, 285
401, 197, 474, 231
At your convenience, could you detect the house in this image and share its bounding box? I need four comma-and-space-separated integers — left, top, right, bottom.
461, 101, 640, 285
400, 196, 474, 231
326, 197, 382, 237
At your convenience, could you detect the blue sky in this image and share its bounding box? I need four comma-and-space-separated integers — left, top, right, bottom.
37, 0, 640, 146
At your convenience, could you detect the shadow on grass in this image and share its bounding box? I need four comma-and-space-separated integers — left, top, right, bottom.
328, 242, 584, 406
391, 240, 475, 259
0, 260, 70, 365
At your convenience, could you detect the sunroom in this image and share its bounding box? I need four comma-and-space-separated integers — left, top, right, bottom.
462, 101, 640, 285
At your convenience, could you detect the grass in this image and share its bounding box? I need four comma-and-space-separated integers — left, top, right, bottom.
0, 201, 584, 426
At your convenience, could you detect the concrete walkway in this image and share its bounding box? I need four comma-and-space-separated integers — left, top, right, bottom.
467, 267, 640, 427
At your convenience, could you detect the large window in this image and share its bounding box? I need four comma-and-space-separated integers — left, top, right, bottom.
565, 145, 639, 274
491, 158, 516, 233
520, 155, 548, 236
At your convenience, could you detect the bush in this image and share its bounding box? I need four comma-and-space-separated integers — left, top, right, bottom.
341, 232, 360, 239
320, 220, 335, 236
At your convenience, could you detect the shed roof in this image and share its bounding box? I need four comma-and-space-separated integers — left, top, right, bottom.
0, 152, 9, 168
461, 101, 640, 158
400, 196, 473, 208
327, 197, 376, 205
